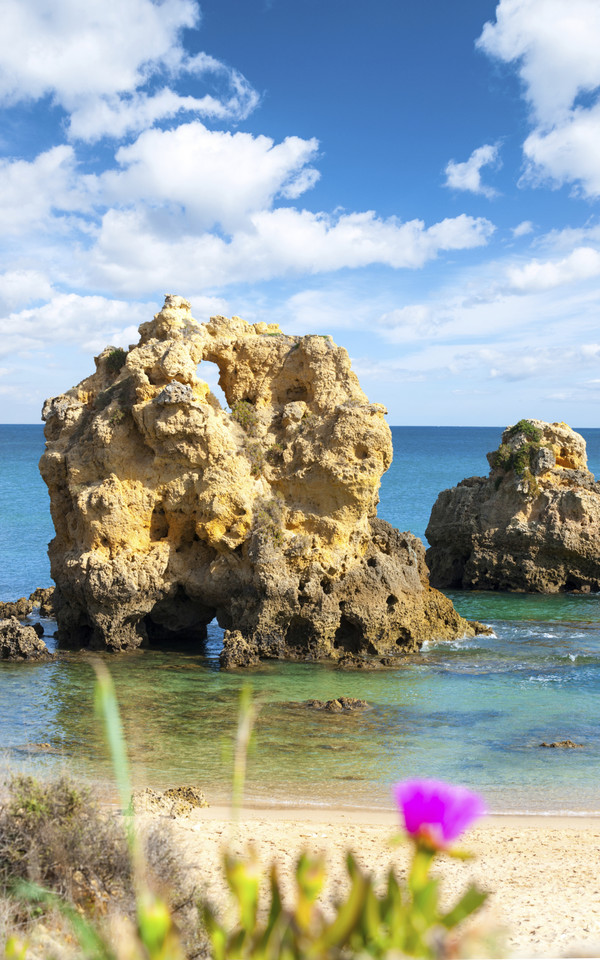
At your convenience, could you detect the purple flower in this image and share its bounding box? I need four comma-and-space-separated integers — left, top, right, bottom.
393, 779, 486, 849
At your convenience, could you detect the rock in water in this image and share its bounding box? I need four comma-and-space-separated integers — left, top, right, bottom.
0, 617, 54, 660
40, 295, 478, 661
426, 419, 600, 592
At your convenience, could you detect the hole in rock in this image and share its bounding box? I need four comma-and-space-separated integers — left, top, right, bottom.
196, 360, 227, 408
320, 578, 333, 595
355, 444, 369, 460
286, 381, 310, 402
333, 615, 363, 654
387, 594, 398, 607
150, 504, 169, 541
367, 558, 377, 569
142, 588, 216, 652
285, 615, 318, 650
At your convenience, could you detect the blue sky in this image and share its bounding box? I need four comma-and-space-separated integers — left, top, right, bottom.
2, 0, 600, 425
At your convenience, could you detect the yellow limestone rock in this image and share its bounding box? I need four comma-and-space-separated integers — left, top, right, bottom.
426, 418, 600, 593
41, 295, 480, 662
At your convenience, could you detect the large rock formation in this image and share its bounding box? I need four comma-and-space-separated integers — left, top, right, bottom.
426, 419, 600, 592
40, 295, 480, 662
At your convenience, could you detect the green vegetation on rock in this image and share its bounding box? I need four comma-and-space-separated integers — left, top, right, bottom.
231, 400, 259, 436
105, 348, 127, 375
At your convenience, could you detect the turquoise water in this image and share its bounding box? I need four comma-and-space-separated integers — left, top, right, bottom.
1, 425, 600, 813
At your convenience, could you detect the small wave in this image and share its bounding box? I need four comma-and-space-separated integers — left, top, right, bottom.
521, 674, 565, 684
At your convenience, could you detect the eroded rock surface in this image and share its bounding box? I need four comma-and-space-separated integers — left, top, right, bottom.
0, 588, 55, 621
0, 618, 54, 660
131, 786, 209, 816
426, 419, 600, 593
303, 697, 370, 711
41, 295, 478, 662
0, 598, 32, 619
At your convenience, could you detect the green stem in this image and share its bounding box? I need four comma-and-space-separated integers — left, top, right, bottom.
408, 842, 435, 894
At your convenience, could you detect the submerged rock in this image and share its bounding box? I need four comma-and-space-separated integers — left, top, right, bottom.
0, 617, 54, 660
40, 295, 479, 662
426, 419, 600, 593
539, 740, 583, 749
303, 697, 370, 711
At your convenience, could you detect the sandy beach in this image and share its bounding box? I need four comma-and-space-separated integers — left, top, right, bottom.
152, 804, 600, 959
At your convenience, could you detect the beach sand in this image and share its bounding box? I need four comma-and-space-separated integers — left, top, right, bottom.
153, 804, 600, 959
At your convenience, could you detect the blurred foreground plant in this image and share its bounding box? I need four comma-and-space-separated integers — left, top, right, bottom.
4, 671, 496, 959
5, 662, 187, 960
204, 779, 490, 960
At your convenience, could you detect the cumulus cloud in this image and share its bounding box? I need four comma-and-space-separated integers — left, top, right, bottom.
0, 146, 88, 234
0, 294, 154, 359
85, 206, 494, 294
478, 0, 600, 196
506, 246, 600, 291
512, 220, 534, 237
0, 0, 259, 141
522, 103, 600, 196
0, 271, 54, 312
444, 143, 501, 198
101, 122, 321, 232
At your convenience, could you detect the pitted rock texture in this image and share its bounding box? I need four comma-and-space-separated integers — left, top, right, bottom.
426, 419, 600, 593
0, 588, 56, 622
40, 295, 477, 662
0, 617, 54, 660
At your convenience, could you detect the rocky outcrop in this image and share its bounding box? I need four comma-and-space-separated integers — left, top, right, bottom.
303, 697, 370, 711
539, 740, 583, 749
30, 587, 56, 618
0, 588, 56, 621
426, 419, 600, 593
131, 786, 209, 816
0, 598, 32, 619
0, 618, 54, 660
40, 295, 479, 662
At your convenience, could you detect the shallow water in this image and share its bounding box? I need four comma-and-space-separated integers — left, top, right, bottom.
1, 425, 600, 813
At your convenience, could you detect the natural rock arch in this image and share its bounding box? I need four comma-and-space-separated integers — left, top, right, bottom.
40, 295, 481, 663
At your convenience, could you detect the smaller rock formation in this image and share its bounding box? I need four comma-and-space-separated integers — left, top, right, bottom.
303, 697, 370, 711
0, 588, 55, 622
539, 740, 583, 749
131, 786, 209, 817
30, 587, 56, 618
0, 618, 54, 660
426, 420, 600, 593
0, 598, 32, 619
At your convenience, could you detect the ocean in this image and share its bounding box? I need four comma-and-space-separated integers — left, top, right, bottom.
1, 424, 599, 814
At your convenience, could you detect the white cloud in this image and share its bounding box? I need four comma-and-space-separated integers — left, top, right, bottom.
507, 246, 600, 291
478, 0, 600, 125
67, 58, 259, 142
522, 103, 600, 196
101, 122, 320, 232
85, 207, 494, 294
0, 271, 54, 312
444, 143, 501, 198
512, 220, 534, 237
0, 146, 87, 234
478, 0, 600, 196
0, 294, 154, 359
0, 0, 258, 141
